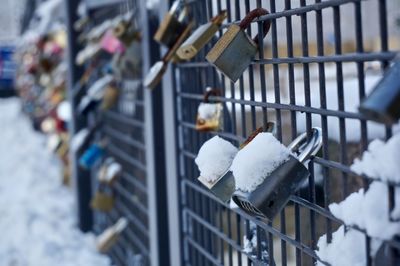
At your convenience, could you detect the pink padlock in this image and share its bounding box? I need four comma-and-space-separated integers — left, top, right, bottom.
100, 30, 126, 54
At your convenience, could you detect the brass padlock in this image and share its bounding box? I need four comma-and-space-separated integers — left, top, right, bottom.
101, 85, 119, 110
97, 217, 128, 253
113, 19, 141, 47
206, 8, 271, 83
154, 0, 189, 47
177, 10, 227, 60
90, 185, 114, 212
195, 88, 223, 132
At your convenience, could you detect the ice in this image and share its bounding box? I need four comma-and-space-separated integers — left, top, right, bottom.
351, 133, 400, 183
316, 225, 381, 266
329, 181, 400, 240
197, 103, 218, 120
0, 98, 111, 266
231, 133, 291, 192
195, 136, 238, 183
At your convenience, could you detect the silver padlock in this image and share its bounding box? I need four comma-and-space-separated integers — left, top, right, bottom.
232, 127, 322, 220
206, 8, 271, 83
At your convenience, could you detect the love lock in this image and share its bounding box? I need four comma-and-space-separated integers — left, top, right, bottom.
154, 0, 189, 48
100, 85, 119, 110
195, 88, 223, 132
196, 123, 275, 203
232, 127, 322, 220
206, 8, 271, 83
90, 184, 114, 212
79, 141, 106, 169
359, 57, 400, 125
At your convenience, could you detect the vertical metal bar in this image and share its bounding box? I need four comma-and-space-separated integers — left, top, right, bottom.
65, 0, 93, 232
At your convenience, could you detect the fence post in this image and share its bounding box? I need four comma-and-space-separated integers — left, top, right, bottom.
65, 0, 93, 232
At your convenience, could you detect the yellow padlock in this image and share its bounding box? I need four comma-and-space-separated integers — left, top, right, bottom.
195, 88, 223, 132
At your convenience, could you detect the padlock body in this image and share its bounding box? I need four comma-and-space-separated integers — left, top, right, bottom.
90, 192, 114, 212
177, 22, 219, 60
195, 102, 223, 131
154, 14, 186, 47
79, 145, 104, 169
206, 24, 257, 83
198, 170, 235, 203
232, 156, 309, 220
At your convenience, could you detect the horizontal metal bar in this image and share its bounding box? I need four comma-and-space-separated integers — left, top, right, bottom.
106, 142, 147, 172
120, 172, 147, 194
103, 125, 146, 151
185, 236, 224, 266
104, 110, 144, 128
178, 121, 245, 143
114, 182, 149, 215
114, 198, 149, 236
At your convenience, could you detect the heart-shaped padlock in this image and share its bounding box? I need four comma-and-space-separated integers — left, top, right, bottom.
206, 8, 271, 83
232, 127, 322, 220
195, 88, 223, 132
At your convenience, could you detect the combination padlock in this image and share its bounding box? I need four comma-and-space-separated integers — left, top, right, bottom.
196, 123, 275, 203
206, 8, 271, 83
98, 157, 122, 185
79, 141, 106, 169
177, 10, 227, 60
196, 88, 223, 132
154, 0, 188, 47
90, 184, 114, 212
97, 217, 128, 253
232, 127, 322, 220
359, 57, 400, 125
144, 21, 194, 89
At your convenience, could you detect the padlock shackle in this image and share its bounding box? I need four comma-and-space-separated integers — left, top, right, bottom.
210, 10, 228, 25
239, 8, 271, 44
203, 88, 221, 102
287, 127, 322, 163
239, 122, 275, 149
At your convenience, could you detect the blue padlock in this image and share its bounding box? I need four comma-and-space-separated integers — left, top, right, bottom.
79, 144, 105, 169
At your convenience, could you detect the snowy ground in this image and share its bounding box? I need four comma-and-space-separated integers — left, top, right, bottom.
0, 98, 111, 266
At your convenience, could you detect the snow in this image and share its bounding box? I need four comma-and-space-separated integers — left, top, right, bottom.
105, 162, 122, 183
197, 103, 219, 120
231, 133, 291, 192
0, 98, 111, 266
351, 133, 400, 183
57, 101, 72, 122
329, 181, 400, 240
195, 136, 238, 183
316, 225, 381, 266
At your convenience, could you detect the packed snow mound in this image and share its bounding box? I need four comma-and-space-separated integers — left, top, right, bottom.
0, 98, 111, 266
351, 133, 400, 183
195, 136, 238, 183
231, 133, 291, 192
198, 103, 219, 120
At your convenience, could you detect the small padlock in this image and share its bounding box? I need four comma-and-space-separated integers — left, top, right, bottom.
90, 185, 114, 212
196, 88, 223, 131
97, 217, 128, 253
98, 157, 122, 185
177, 10, 227, 60
113, 19, 141, 47
101, 85, 119, 110
145, 21, 194, 89
206, 8, 271, 83
154, 0, 189, 47
79, 141, 106, 169
197, 122, 275, 203
359, 58, 400, 125
232, 127, 322, 220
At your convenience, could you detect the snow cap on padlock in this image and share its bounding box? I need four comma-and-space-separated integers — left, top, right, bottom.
232, 127, 322, 220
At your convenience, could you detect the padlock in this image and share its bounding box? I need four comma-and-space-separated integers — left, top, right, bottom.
373, 236, 400, 265
101, 85, 119, 110
195, 88, 223, 131
232, 127, 322, 220
75, 43, 101, 66
97, 217, 128, 253
197, 122, 276, 203
100, 30, 126, 54
113, 18, 141, 47
154, 0, 189, 47
359, 58, 400, 125
177, 10, 227, 60
144, 21, 194, 89
79, 142, 106, 169
90, 185, 114, 212
98, 157, 122, 185
206, 8, 271, 83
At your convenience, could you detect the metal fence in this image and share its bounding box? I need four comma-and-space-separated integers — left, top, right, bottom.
66, 0, 400, 265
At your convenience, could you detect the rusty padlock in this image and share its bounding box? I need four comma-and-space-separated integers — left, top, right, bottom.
154, 0, 189, 47
232, 127, 322, 220
177, 10, 227, 60
90, 184, 114, 212
197, 122, 275, 203
196, 88, 223, 132
206, 8, 271, 83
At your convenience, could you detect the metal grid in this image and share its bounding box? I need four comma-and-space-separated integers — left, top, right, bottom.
170, 0, 399, 265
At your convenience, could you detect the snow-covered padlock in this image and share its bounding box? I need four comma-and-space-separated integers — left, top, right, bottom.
96, 217, 128, 253
232, 127, 322, 220
98, 157, 122, 185
195, 123, 275, 203
79, 141, 106, 169
90, 184, 114, 212
195, 88, 223, 132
